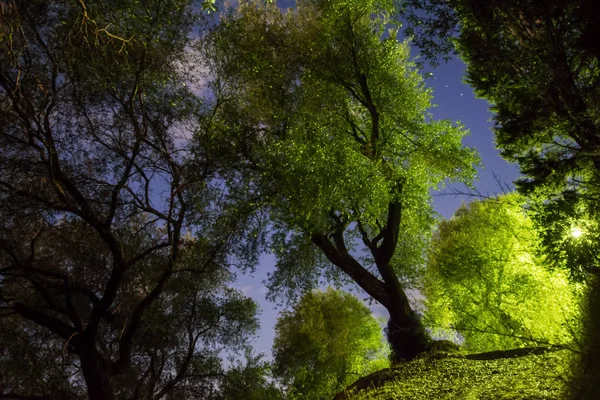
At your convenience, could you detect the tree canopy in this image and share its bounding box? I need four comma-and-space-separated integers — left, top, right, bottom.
401, 1, 600, 395
3, 0, 592, 397
402, 0, 600, 276
0, 1, 260, 398
424, 194, 581, 352
273, 288, 389, 400
203, 0, 478, 362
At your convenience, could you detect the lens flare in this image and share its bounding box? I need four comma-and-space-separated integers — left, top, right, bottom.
571, 227, 583, 238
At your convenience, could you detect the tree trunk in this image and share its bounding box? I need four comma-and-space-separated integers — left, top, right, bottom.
571, 276, 600, 399
311, 231, 432, 363
385, 294, 432, 363
80, 350, 114, 400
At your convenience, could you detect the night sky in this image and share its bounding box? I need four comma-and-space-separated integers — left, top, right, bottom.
228, 2, 523, 360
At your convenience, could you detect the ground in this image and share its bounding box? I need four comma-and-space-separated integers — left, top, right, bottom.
335, 348, 572, 400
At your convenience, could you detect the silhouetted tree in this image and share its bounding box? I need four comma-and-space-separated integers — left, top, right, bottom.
0, 1, 258, 398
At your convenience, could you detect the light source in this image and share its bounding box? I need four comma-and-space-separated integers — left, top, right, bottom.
571, 227, 583, 238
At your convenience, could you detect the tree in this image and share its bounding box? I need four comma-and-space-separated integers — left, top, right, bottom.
424, 194, 581, 352
450, 2, 600, 396
401, 0, 600, 272
202, 0, 478, 362
457, 0, 599, 212
0, 1, 259, 398
401, 0, 600, 395
217, 351, 285, 400
272, 288, 389, 399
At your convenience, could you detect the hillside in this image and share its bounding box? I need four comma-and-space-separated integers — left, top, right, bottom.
335, 348, 572, 400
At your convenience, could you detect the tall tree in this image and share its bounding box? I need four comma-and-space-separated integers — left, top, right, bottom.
401, 0, 600, 263
401, 0, 600, 396
203, 0, 478, 362
424, 194, 581, 352
217, 351, 285, 400
0, 1, 258, 398
273, 288, 389, 400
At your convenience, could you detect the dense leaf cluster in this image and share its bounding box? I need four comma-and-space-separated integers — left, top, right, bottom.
273, 288, 389, 399
337, 350, 570, 399
424, 194, 581, 352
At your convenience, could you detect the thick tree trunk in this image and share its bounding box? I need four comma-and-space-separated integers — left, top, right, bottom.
80, 350, 114, 400
386, 302, 432, 362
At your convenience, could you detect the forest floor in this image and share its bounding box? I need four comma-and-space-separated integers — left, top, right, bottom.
335, 348, 573, 400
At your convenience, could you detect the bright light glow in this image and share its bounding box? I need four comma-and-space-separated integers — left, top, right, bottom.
571, 227, 583, 238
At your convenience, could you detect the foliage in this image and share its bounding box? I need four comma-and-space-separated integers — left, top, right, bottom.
218, 351, 285, 400
336, 350, 571, 400
529, 191, 600, 281
202, 0, 478, 361
0, 1, 260, 398
272, 288, 389, 400
402, 0, 600, 273
443, 2, 600, 396
453, 1, 600, 271
566, 277, 600, 399
400, 0, 460, 66
423, 194, 582, 352
399, 0, 600, 395
204, 0, 478, 292
211, 0, 477, 239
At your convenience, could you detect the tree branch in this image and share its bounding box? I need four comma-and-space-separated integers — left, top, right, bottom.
375, 199, 402, 269
311, 233, 390, 306
12, 303, 80, 348
113, 267, 173, 373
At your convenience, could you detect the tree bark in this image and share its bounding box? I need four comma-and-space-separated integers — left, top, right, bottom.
386, 292, 432, 362
79, 349, 114, 400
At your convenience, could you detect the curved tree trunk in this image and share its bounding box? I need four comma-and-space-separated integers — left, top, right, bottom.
311, 201, 432, 363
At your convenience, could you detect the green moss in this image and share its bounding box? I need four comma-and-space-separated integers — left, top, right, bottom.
336, 350, 572, 400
